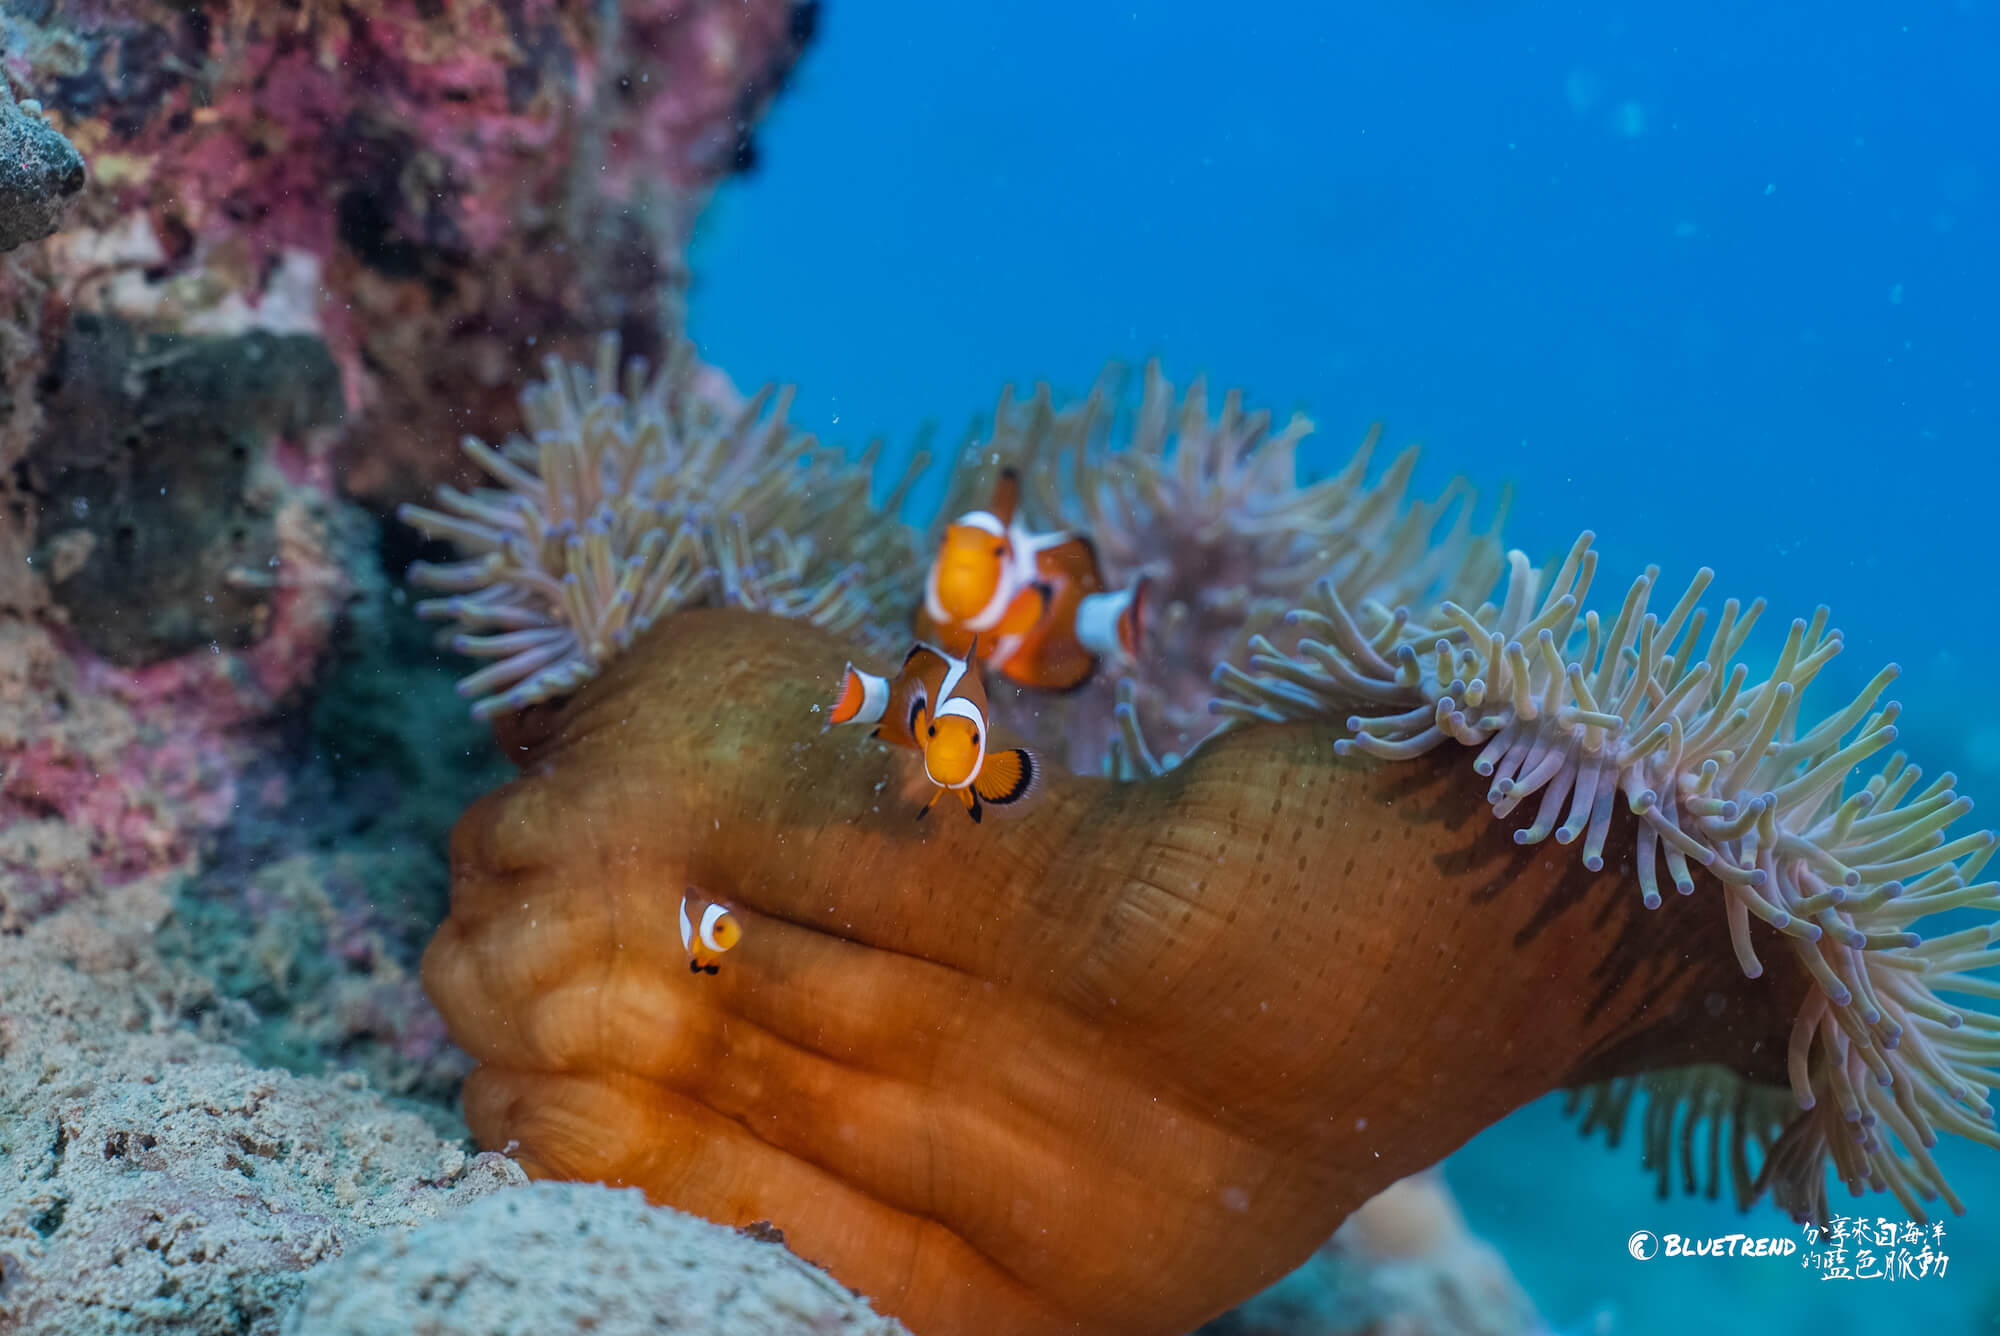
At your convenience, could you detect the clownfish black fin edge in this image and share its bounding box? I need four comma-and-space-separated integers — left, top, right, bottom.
972, 747, 1039, 807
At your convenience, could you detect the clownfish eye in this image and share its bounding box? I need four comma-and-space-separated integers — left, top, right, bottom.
928, 725, 936, 737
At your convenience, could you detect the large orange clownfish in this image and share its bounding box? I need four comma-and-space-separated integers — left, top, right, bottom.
917, 469, 1147, 692
824, 641, 1039, 822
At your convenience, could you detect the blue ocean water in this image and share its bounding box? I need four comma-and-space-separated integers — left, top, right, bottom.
690, 3, 1998, 1331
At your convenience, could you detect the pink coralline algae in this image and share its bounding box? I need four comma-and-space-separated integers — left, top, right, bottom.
9, 0, 822, 509
0, 481, 348, 927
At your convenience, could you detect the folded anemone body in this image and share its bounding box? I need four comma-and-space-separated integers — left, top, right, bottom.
423, 609, 1809, 1336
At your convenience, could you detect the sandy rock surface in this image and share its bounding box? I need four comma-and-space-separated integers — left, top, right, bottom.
283, 1181, 908, 1336
0, 892, 523, 1335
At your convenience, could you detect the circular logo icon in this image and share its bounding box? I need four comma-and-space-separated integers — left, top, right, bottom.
1627, 1230, 1660, 1261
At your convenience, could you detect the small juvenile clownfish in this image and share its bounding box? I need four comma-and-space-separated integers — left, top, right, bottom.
679, 892, 741, 975
825, 641, 1040, 823
916, 469, 1149, 693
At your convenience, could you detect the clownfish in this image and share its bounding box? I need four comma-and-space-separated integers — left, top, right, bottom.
679, 892, 741, 975
825, 641, 1040, 822
917, 469, 1148, 692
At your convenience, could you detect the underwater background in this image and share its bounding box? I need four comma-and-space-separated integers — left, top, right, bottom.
0, 1, 1994, 1332
689, 3, 1999, 1333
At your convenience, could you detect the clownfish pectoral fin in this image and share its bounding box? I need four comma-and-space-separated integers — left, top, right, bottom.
827, 663, 890, 729
994, 582, 1048, 638
916, 787, 945, 821
972, 746, 1039, 809
960, 786, 982, 823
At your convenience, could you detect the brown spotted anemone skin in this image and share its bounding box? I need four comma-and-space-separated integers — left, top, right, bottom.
423, 608, 1807, 1336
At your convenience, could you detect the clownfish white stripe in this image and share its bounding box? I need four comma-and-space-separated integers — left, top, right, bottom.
958, 510, 1008, 537
698, 901, 732, 954
678, 895, 694, 953
929, 561, 1027, 633
937, 652, 969, 703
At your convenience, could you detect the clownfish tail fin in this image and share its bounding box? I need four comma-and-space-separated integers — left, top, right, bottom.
1118, 575, 1150, 660
972, 747, 1039, 810
827, 663, 889, 729
1073, 581, 1144, 661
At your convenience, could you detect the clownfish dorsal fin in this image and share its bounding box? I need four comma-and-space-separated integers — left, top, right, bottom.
990, 469, 1021, 527
902, 643, 953, 685
972, 747, 1039, 808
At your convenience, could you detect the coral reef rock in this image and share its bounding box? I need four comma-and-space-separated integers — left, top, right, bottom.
0, 79, 84, 251
0, 899, 525, 1336
24, 313, 345, 665
282, 1181, 908, 1336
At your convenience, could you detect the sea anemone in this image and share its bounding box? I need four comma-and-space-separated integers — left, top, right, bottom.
423, 608, 1826, 1336
1215, 529, 2000, 1222
937, 362, 1507, 774
397, 335, 921, 718
412, 356, 2000, 1334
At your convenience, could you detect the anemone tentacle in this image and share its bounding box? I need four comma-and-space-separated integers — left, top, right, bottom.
1215, 529, 2000, 1220
398, 334, 921, 717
